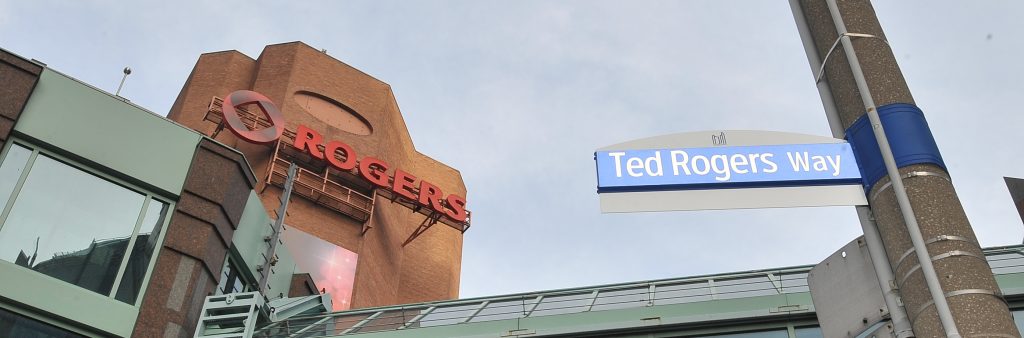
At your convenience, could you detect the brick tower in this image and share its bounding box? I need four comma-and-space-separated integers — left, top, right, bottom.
167, 42, 469, 309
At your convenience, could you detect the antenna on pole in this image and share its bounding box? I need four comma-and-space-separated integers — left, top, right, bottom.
115, 67, 132, 97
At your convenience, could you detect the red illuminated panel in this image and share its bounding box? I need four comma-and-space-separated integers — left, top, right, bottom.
282, 228, 358, 311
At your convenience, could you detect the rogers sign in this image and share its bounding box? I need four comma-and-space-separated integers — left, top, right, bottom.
222, 90, 468, 223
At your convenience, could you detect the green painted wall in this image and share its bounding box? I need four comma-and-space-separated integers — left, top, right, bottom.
14, 69, 200, 197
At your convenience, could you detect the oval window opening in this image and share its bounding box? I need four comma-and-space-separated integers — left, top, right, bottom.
293, 91, 373, 136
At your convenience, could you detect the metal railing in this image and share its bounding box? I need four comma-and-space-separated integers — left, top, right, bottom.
252, 245, 1024, 338
253, 267, 812, 337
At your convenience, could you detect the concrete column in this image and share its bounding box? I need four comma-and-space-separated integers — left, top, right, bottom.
795, 1, 1019, 336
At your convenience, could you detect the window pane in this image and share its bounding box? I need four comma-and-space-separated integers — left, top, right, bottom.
0, 144, 31, 213
116, 200, 169, 304
0, 307, 86, 338
217, 259, 247, 295
794, 326, 824, 338
693, 329, 788, 338
0, 154, 146, 296
282, 227, 358, 311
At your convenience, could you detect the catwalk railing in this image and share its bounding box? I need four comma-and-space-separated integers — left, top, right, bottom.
252, 245, 1024, 337
204, 96, 471, 237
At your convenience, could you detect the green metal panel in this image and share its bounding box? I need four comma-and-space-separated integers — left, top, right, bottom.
232, 191, 296, 296
269, 234, 298, 297
13, 69, 201, 196
233, 192, 274, 281
0, 260, 138, 337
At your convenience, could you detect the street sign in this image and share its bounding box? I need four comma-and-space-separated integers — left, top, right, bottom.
596, 143, 860, 192
596, 130, 868, 212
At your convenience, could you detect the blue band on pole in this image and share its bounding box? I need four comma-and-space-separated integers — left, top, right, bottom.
845, 103, 946, 194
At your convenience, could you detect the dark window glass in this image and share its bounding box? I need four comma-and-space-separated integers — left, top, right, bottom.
0, 307, 86, 338
116, 200, 169, 304
0, 145, 169, 305
0, 154, 145, 295
217, 259, 246, 295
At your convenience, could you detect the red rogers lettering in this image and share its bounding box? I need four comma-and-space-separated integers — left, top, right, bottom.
221, 90, 468, 223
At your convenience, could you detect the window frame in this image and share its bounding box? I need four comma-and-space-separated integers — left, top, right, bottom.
0, 138, 174, 307
216, 253, 254, 295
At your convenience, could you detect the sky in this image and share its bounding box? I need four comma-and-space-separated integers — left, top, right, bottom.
2, 1, 1022, 299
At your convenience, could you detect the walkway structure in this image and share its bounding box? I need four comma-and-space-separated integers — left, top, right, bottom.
194, 245, 1024, 338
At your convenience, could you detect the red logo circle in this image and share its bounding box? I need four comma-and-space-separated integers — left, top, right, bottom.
222, 90, 285, 144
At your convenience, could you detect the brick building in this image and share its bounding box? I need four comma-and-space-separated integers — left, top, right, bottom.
168, 41, 470, 309
0, 42, 470, 337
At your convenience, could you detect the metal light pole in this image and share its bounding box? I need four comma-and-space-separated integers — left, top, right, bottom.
115, 67, 131, 97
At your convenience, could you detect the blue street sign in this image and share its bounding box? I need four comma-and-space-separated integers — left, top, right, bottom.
596, 143, 861, 192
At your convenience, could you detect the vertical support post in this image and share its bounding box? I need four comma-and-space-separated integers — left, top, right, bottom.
789, 2, 912, 336
258, 162, 298, 295
821, 2, 960, 335
791, 0, 1019, 336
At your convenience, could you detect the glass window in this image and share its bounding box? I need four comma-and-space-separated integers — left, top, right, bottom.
116, 200, 169, 304
794, 326, 824, 338
0, 142, 170, 305
0, 307, 85, 338
282, 227, 358, 311
217, 258, 248, 295
692, 329, 788, 338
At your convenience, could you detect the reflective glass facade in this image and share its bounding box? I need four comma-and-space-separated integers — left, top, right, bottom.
283, 227, 358, 311
0, 141, 170, 305
0, 307, 85, 338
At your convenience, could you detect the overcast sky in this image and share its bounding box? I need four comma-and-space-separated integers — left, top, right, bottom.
2, 1, 1022, 298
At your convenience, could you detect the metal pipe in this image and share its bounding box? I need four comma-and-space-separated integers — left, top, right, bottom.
823, 0, 960, 336
857, 207, 914, 338
788, 0, 844, 137
788, 1, 913, 336
115, 67, 131, 97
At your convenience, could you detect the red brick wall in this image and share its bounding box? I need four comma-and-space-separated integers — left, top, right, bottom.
168, 42, 466, 309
